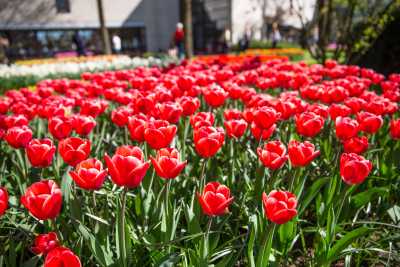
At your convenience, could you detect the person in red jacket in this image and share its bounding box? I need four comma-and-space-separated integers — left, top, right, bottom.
174, 22, 185, 59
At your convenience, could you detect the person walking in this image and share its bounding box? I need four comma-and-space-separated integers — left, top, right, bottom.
271, 22, 281, 49
174, 22, 185, 59
72, 31, 86, 56
112, 34, 122, 54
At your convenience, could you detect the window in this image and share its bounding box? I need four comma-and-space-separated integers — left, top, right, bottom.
55, 0, 70, 13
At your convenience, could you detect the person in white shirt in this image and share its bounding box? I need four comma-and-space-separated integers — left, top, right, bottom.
271, 23, 281, 48
112, 35, 122, 54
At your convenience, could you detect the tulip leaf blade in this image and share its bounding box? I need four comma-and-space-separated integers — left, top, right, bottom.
351, 187, 389, 208
326, 226, 370, 262
77, 221, 114, 267
299, 177, 330, 215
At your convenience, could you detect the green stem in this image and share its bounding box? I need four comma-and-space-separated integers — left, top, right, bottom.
266, 169, 276, 194
52, 218, 63, 241
119, 188, 128, 267
336, 185, 354, 224
256, 223, 277, 267
289, 167, 301, 192
124, 127, 129, 145
92, 191, 97, 210
16, 149, 27, 180
229, 138, 235, 188
164, 180, 171, 223
202, 216, 213, 261
199, 159, 208, 193
52, 148, 61, 181
182, 118, 190, 160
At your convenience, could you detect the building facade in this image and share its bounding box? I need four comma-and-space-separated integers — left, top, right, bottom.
191, 0, 315, 52
0, 0, 180, 59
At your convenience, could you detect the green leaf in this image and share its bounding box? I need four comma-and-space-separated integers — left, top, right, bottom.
77, 221, 114, 267
351, 187, 389, 208
156, 253, 181, 267
299, 177, 329, 215
247, 215, 258, 267
84, 212, 110, 226
387, 205, 400, 224
256, 224, 276, 267
184, 204, 202, 235
327, 227, 370, 262
279, 220, 296, 247
21, 256, 41, 267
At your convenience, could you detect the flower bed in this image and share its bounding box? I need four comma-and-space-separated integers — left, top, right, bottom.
243, 48, 305, 60
194, 54, 289, 65
14, 55, 125, 66
0, 56, 171, 92
0, 57, 399, 266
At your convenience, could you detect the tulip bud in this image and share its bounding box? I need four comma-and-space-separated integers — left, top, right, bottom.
340, 153, 372, 185
257, 140, 288, 170
21, 180, 62, 220
198, 182, 234, 216
150, 148, 186, 179
44, 247, 81, 267
262, 190, 297, 224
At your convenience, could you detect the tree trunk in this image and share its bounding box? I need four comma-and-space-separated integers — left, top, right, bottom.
261, 0, 267, 40
316, 0, 333, 62
184, 0, 193, 59
96, 0, 111, 55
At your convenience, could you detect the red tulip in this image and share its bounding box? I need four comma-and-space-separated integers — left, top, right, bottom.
58, 137, 91, 166
252, 106, 280, 129
242, 108, 254, 123
150, 148, 186, 179
262, 190, 297, 224
329, 104, 352, 120
177, 96, 200, 116
390, 119, 400, 139
193, 126, 225, 158
44, 247, 81, 267
69, 158, 107, 190
335, 116, 359, 140
198, 182, 234, 216
4, 114, 29, 129
4, 126, 32, 148
344, 97, 366, 114
203, 84, 228, 108
21, 180, 62, 220
111, 106, 132, 127
251, 122, 276, 141
0, 187, 8, 216
127, 114, 148, 143
104, 145, 150, 188
48, 116, 72, 140
72, 115, 96, 136
177, 75, 195, 91
26, 138, 56, 168
155, 102, 183, 124
190, 112, 215, 128
144, 120, 177, 150
356, 112, 383, 134
295, 111, 325, 137
80, 99, 108, 118
275, 100, 298, 120
224, 119, 248, 139
343, 136, 368, 154
307, 103, 329, 118
288, 140, 320, 167
32, 232, 59, 255
0, 98, 10, 114
223, 109, 242, 120
340, 153, 372, 185
257, 141, 288, 170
